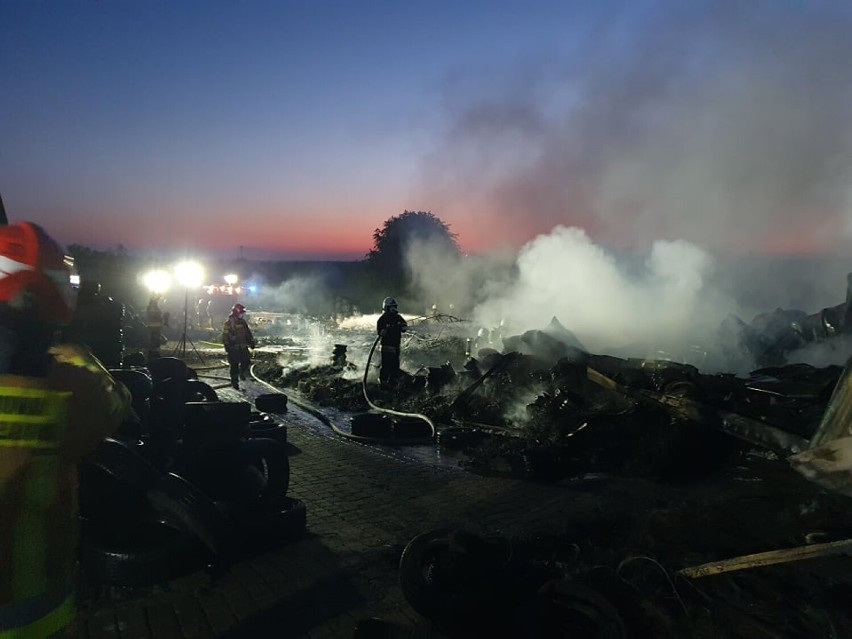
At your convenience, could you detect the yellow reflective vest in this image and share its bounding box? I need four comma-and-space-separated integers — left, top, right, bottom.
0, 344, 131, 638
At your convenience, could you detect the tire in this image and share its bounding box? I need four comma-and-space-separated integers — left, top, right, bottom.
241, 437, 290, 503
255, 393, 288, 414
176, 454, 268, 504
108, 368, 153, 401
185, 379, 218, 403
436, 427, 486, 450
392, 417, 433, 439
182, 401, 251, 449
122, 351, 146, 368
147, 472, 237, 557
398, 529, 499, 623
237, 497, 306, 548
80, 515, 210, 587
351, 412, 393, 438
89, 437, 163, 491
108, 369, 154, 424
248, 421, 288, 447
148, 356, 189, 382
512, 578, 627, 639
78, 462, 150, 523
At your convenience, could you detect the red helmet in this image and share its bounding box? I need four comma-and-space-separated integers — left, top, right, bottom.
231, 303, 246, 316
0, 222, 77, 324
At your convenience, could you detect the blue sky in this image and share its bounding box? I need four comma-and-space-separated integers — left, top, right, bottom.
2, 1, 851, 260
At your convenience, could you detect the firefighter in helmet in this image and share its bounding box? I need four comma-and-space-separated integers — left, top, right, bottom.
376, 296, 408, 389
0, 222, 132, 638
222, 302, 256, 389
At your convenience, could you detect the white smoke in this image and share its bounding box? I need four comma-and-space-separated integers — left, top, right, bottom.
406, 2, 852, 369
405, 237, 517, 316
251, 273, 335, 316
422, 2, 852, 293
470, 226, 728, 354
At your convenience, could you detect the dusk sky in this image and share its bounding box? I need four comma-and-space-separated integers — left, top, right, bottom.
2, 1, 852, 261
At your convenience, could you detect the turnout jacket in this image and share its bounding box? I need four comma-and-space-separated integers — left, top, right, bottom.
222, 316, 256, 351
0, 344, 131, 638
377, 311, 407, 348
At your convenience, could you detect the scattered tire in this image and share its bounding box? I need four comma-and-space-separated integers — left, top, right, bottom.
237, 497, 307, 548
436, 427, 487, 450
255, 393, 288, 414
398, 529, 498, 623
660, 378, 698, 398
512, 578, 628, 639
80, 515, 210, 587
392, 417, 434, 439
351, 412, 393, 438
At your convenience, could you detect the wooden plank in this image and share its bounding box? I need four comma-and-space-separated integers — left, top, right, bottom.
678, 538, 852, 578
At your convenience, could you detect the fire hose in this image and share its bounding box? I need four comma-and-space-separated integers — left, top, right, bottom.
362, 333, 436, 440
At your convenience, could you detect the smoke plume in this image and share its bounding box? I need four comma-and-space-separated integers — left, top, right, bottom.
410, 2, 852, 368
425, 3, 852, 257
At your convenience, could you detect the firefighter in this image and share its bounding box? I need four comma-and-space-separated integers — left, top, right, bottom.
222, 302, 255, 389
0, 222, 132, 638
376, 296, 408, 389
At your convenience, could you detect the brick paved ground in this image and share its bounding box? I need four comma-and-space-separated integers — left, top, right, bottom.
75, 377, 675, 639
75, 372, 852, 639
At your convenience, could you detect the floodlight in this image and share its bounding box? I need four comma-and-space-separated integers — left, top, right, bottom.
224, 273, 238, 286
174, 260, 205, 288
142, 269, 172, 294
171, 260, 206, 361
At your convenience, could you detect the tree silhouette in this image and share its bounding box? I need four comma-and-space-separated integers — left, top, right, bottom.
364, 211, 459, 298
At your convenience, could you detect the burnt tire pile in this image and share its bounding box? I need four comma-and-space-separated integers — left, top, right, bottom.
79, 357, 304, 587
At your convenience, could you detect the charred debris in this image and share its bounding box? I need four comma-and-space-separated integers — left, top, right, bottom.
256, 273, 852, 487
252, 276, 852, 638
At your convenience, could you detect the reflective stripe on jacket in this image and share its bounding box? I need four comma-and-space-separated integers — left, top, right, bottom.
0, 344, 130, 637
222, 316, 254, 349
0, 385, 72, 635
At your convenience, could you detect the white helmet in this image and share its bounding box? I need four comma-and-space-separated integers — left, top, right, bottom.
382, 296, 398, 311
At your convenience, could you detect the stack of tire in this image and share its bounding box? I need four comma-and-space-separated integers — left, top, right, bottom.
78, 357, 304, 587
63, 282, 125, 368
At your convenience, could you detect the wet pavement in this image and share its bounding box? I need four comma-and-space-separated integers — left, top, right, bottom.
75, 368, 665, 639
75, 358, 852, 639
